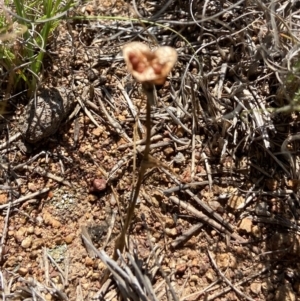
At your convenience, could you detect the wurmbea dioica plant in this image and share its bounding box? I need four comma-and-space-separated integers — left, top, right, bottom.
113, 42, 177, 259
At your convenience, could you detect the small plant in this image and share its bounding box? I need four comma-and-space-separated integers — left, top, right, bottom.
113, 42, 177, 259
0, 0, 76, 99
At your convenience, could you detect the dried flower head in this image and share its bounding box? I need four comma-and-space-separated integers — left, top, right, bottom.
122, 42, 177, 85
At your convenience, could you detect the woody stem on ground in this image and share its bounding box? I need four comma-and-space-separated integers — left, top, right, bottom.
113, 83, 154, 260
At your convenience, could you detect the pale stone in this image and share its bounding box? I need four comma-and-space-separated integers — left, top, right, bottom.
215, 253, 237, 268
250, 282, 262, 295
228, 194, 245, 209
64, 234, 75, 244
165, 227, 177, 237
238, 218, 253, 233
21, 236, 32, 249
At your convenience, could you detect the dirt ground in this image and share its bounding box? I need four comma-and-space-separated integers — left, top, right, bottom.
2, 0, 300, 300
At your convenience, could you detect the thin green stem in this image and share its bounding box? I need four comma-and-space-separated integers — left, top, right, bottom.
7, 0, 75, 96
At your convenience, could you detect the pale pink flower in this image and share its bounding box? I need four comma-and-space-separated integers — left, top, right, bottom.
122, 42, 177, 85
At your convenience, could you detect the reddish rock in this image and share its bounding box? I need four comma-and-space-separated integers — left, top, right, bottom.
91, 178, 107, 192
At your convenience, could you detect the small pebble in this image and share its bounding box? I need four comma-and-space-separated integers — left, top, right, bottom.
206, 269, 216, 282
164, 217, 175, 228
165, 227, 177, 237
6, 256, 17, 267
27, 226, 34, 234
190, 275, 199, 282
173, 152, 185, 163
92, 127, 104, 137
92, 178, 107, 192
15, 227, 26, 242
43, 211, 61, 228
163, 147, 174, 156
82, 283, 90, 290
215, 253, 237, 268
45, 293, 53, 301
34, 227, 42, 236
87, 194, 98, 202
176, 263, 187, 274
21, 236, 32, 249
238, 217, 253, 233
251, 282, 262, 295
92, 273, 100, 280
18, 267, 28, 276
0, 194, 7, 205
191, 258, 199, 267
251, 225, 261, 238
31, 238, 44, 250
64, 234, 75, 244
110, 194, 117, 206
228, 194, 245, 209
208, 200, 223, 213
28, 182, 37, 192
255, 202, 270, 216
85, 257, 94, 266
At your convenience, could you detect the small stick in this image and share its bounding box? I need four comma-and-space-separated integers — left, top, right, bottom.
81, 226, 97, 258
76, 282, 84, 301
117, 81, 144, 134
202, 152, 213, 189
92, 279, 113, 300
0, 188, 49, 210
108, 141, 171, 181
78, 98, 102, 128
218, 63, 228, 99
190, 78, 199, 181
162, 167, 233, 232
0, 132, 21, 150
22, 166, 71, 187
169, 196, 246, 243
171, 223, 203, 249
163, 182, 210, 194
185, 188, 233, 231
180, 280, 220, 301
167, 130, 191, 146
264, 146, 290, 176
103, 209, 117, 249
95, 89, 132, 143
190, 113, 196, 180
136, 141, 171, 152
73, 117, 80, 147
67, 99, 81, 121
47, 250, 66, 283
118, 132, 163, 150
64, 251, 69, 287
0, 201, 11, 262
12, 151, 46, 170
108, 155, 132, 181
164, 106, 192, 135
43, 247, 50, 286
207, 250, 256, 301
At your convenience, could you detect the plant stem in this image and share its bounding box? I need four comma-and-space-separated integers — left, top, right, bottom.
113, 83, 154, 260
